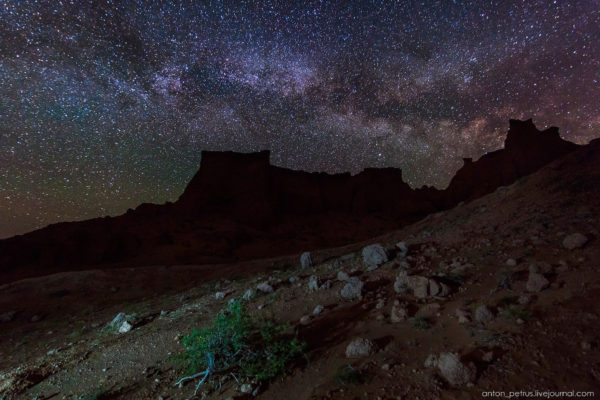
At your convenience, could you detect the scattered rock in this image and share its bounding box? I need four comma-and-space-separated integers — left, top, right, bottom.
239, 383, 253, 393
526, 272, 550, 292
362, 243, 388, 270
394, 273, 409, 294
118, 321, 132, 333
345, 338, 375, 358
424, 354, 438, 368
242, 289, 254, 300
390, 301, 408, 323
529, 262, 552, 274
256, 282, 274, 294
308, 275, 320, 291
300, 252, 313, 268
0, 311, 16, 323
320, 280, 332, 290
562, 233, 588, 250
30, 314, 42, 323
506, 258, 517, 267
475, 305, 494, 325
518, 294, 532, 305
288, 276, 299, 284
435, 352, 476, 386
407, 275, 430, 298
340, 277, 364, 301
313, 305, 324, 315
455, 308, 471, 324
215, 291, 226, 300
396, 241, 408, 257
337, 271, 349, 281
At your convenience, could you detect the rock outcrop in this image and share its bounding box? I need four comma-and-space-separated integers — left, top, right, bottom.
0, 119, 582, 284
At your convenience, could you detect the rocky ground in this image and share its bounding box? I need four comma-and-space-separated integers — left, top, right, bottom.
1, 142, 599, 399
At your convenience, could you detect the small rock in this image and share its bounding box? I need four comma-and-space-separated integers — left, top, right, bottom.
345, 338, 375, 358
436, 352, 476, 386
562, 233, 588, 250
320, 280, 332, 290
455, 308, 471, 324
506, 258, 517, 267
424, 354, 438, 368
239, 383, 253, 393
362, 243, 388, 270
215, 291, 226, 300
526, 272, 550, 292
288, 276, 299, 284
396, 241, 408, 257
474, 305, 494, 325
308, 275, 320, 291
518, 294, 532, 305
429, 280, 441, 297
242, 289, 254, 300
0, 311, 16, 323
30, 314, 42, 323
313, 305, 325, 315
256, 282, 274, 294
118, 321, 132, 333
337, 271, 350, 281
529, 262, 552, 274
340, 277, 364, 300
408, 276, 430, 298
482, 351, 494, 362
390, 301, 408, 323
394, 272, 409, 294
300, 252, 313, 268
299, 315, 311, 325
581, 341, 592, 351
376, 299, 385, 309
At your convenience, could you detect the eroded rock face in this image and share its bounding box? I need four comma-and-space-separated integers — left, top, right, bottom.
0, 119, 581, 284
345, 338, 375, 358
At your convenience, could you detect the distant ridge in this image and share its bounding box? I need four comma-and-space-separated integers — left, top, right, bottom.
0, 119, 580, 283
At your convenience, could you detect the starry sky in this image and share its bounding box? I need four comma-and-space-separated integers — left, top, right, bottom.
1, 0, 599, 238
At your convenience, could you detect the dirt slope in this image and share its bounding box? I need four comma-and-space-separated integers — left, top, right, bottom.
0, 139, 598, 399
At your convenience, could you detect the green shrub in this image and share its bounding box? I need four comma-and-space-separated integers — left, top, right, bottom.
335, 364, 369, 385
412, 316, 431, 330
502, 305, 532, 321
176, 300, 305, 388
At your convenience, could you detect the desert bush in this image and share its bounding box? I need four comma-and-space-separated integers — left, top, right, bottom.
175, 300, 305, 394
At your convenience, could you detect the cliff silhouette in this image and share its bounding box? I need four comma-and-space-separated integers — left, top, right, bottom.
0, 119, 580, 283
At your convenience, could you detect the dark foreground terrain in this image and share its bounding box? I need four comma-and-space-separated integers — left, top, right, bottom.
0, 125, 599, 399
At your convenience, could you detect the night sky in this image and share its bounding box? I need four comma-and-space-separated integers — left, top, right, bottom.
1, 0, 599, 238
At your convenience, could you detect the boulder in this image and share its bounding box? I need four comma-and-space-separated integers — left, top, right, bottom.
436, 352, 476, 386
340, 277, 364, 300
300, 251, 313, 268
362, 243, 388, 270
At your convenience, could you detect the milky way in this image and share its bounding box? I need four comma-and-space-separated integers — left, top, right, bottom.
1, 0, 599, 238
